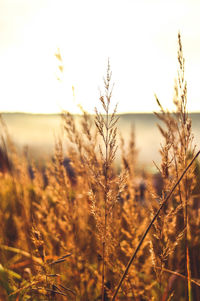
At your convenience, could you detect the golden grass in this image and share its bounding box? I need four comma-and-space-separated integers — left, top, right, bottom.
0, 33, 200, 301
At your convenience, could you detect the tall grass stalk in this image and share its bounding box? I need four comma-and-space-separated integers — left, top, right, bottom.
94, 60, 119, 300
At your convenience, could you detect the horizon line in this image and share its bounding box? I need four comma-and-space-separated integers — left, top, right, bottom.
1, 111, 200, 115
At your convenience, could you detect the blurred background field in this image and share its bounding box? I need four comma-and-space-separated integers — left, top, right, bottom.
3, 112, 200, 171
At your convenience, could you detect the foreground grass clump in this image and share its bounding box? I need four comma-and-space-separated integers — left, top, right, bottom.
0, 34, 200, 301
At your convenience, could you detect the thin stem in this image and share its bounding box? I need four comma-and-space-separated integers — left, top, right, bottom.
154, 266, 200, 288
101, 86, 110, 301
112, 150, 200, 300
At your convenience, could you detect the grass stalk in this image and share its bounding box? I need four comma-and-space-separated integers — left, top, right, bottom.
154, 266, 200, 288
101, 98, 109, 301
186, 247, 192, 300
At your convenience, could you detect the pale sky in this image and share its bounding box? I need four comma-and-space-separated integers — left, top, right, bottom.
0, 0, 200, 114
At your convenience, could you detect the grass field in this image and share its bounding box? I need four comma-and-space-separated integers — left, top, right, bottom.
0, 34, 200, 301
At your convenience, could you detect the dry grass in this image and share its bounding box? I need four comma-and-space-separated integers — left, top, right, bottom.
0, 33, 200, 301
